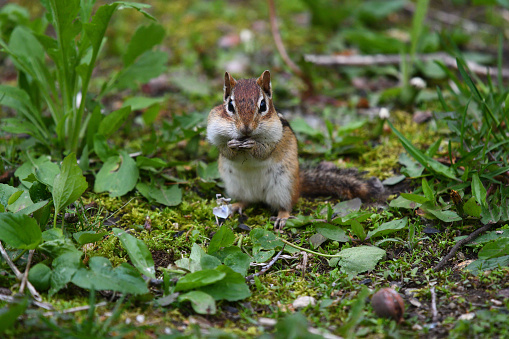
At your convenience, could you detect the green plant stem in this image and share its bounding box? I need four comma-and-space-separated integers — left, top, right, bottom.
12, 249, 28, 263
278, 238, 344, 258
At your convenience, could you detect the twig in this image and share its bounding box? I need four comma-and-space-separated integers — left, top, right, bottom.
304, 52, 509, 78
430, 286, 438, 323
246, 247, 284, 281
279, 238, 345, 258
433, 222, 496, 271
0, 294, 53, 310
42, 302, 107, 317
19, 249, 35, 294
0, 242, 42, 302
267, 0, 313, 96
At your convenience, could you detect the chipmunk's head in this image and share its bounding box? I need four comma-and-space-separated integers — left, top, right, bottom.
222, 70, 280, 140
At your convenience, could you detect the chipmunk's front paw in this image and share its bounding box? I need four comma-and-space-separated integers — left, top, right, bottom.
238, 139, 255, 149
272, 211, 292, 233
227, 139, 244, 149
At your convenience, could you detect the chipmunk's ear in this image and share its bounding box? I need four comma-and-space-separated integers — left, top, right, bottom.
256, 70, 272, 99
224, 72, 237, 102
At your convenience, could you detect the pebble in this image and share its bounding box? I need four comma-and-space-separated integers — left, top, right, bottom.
293, 296, 316, 309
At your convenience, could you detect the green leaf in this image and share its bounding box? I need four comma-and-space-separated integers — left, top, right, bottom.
136, 156, 167, 170
388, 121, 457, 180
29, 181, 52, 203
178, 291, 216, 315
421, 178, 434, 203
400, 193, 429, 204
472, 173, 487, 207
34, 161, 60, 188
389, 195, 421, 209
94, 151, 139, 197
175, 243, 206, 273
250, 229, 284, 250
0, 297, 28, 334
199, 265, 251, 301
273, 313, 322, 339
123, 96, 165, 111
97, 106, 132, 138
426, 208, 462, 222
0, 184, 20, 207
174, 269, 226, 292
314, 222, 350, 242
113, 228, 155, 279
28, 263, 52, 291
335, 246, 386, 276
72, 256, 149, 295
223, 252, 251, 277
49, 251, 83, 296
73, 231, 108, 245
366, 218, 407, 239
478, 238, 509, 259
208, 225, 235, 254
463, 197, 481, 218
136, 182, 182, 206
465, 255, 509, 274
0, 213, 42, 250
200, 254, 221, 270
123, 23, 165, 66
52, 153, 88, 219
350, 220, 366, 241
115, 50, 168, 90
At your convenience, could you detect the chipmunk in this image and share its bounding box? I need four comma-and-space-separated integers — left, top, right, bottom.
207, 70, 385, 230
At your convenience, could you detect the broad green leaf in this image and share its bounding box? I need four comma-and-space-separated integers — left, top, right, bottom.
199, 265, 251, 301
6, 191, 33, 213
0, 297, 28, 334
223, 252, 251, 277
400, 193, 429, 204
16, 200, 48, 216
175, 243, 206, 273
136, 182, 182, 206
15, 156, 52, 188
382, 175, 405, 185
478, 238, 509, 259
93, 134, 115, 163
250, 229, 284, 250
174, 269, 226, 292
83, 3, 118, 62
123, 23, 165, 66
366, 218, 407, 239
34, 161, 60, 188
97, 106, 132, 138
426, 208, 462, 222
49, 251, 83, 296
274, 313, 321, 339
113, 228, 155, 279
136, 156, 167, 170
465, 255, 509, 274
315, 222, 350, 242
350, 220, 366, 241
253, 250, 274, 263
28, 263, 52, 291
211, 246, 242, 262
94, 151, 139, 197
115, 50, 168, 90
0, 184, 20, 207
389, 195, 421, 209
330, 199, 362, 217
335, 246, 386, 276
73, 231, 108, 245
178, 291, 216, 315
200, 254, 222, 270
7, 190, 23, 206
463, 197, 481, 218
481, 204, 501, 225
0, 213, 42, 249
208, 225, 235, 254
123, 96, 165, 111
52, 153, 88, 218
28, 181, 52, 203
71, 256, 149, 294
472, 173, 487, 207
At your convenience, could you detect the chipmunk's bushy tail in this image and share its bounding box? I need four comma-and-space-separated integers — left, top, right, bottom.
300, 162, 385, 202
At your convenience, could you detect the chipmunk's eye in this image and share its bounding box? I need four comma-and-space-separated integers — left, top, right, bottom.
227, 99, 235, 113
259, 99, 267, 113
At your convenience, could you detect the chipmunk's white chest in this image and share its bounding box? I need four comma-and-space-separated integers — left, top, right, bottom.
219, 156, 293, 211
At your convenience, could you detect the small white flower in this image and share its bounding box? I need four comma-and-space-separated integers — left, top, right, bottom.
410, 77, 426, 89
136, 314, 145, 323
76, 91, 82, 107
379, 107, 390, 119
240, 29, 253, 43
213, 205, 231, 219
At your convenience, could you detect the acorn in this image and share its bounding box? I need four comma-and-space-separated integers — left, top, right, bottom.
371, 288, 405, 323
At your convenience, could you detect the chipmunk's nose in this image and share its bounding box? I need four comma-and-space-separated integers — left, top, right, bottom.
240, 125, 252, 137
